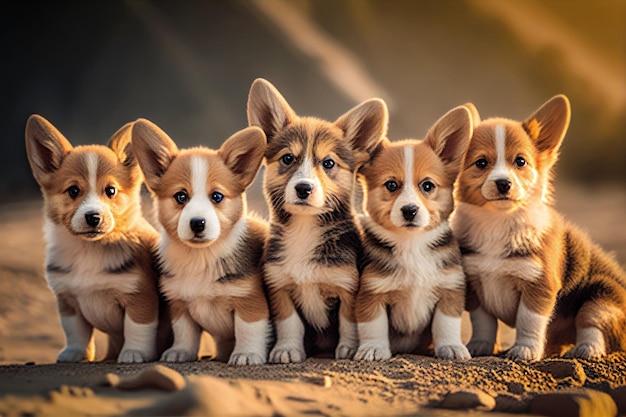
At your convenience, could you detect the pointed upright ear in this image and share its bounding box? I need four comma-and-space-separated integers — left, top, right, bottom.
464, 102, 481, 129
131, 118, 179, 191
25, 114, 74, 186
247, 78, 297, 143
218, 126, 267, 191
423, 106, 473, 182
107, 122, 135, 168
335, 98, 388, 166
522, 94, 570, 156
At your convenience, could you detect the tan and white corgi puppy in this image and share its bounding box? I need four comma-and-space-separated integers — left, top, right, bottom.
247, 78, 388, 363
354, 106, 473, 361
132, 119, 271, 365
25, 115, 163, 363
453, 95, 626, 360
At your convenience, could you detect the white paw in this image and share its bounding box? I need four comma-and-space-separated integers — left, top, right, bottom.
466, 340, 495, 357
436, 344, 471, 360
354, 345, 391, 361
335, 343, 357, 360
160, 348, 197, 363
564, 343, 605, 360
118, 349, 148, 364
506, 344, 542, 361
269, 344, 305, 364
228, 352, 266, 366
57, 347, 88, 363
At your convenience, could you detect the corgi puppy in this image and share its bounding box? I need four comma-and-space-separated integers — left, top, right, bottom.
132, 119, 271, 365
354, 106, 473, 361
25, 115, 163, 363
247, 78, 388, 363
453, 95, 626, 360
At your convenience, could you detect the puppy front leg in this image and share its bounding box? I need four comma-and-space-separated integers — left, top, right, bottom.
336, 291, 358, 359
433, 286, 470, 360
161, 300, 201, 362
466, 306, 498, 356
56, 295, 95, 362
118, 290, 159, 363
269, 287, 305, 364
354, 304, 390, 361
507, 290, 555, 361
229, 288, 271, 365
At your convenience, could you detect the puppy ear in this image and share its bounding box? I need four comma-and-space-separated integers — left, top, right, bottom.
335, 98, 388, 166
131, 118, 179, 191
25, 114, 73, 186
523, 94, 570, 158
464, 102, 481, 129
107, 122, 135, 168
218, 126, 267, 191
247, 78, 297, 143
424, 106, 473, 183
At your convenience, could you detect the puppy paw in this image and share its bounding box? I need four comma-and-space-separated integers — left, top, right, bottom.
57, 347, 88, 363
466, 340, 495, 357
269, 344, 305, 364
160, 348, 197, 363
506, 344, 542, 361
228, 352, 266, 366
118, 349, 148, 364
436, 344, 471, 360
353, 345, 391, 361
564, 343, 605, 360
335, 344, 357, 360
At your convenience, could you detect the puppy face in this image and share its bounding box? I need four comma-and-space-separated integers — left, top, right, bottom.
132, 119, 266, 248
361, 106, 472, 232
247, 78, 388, 219
457, 95, 571, 211
25, 115, 139, 241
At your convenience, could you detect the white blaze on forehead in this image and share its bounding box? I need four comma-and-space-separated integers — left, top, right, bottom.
489, 124, 508, 180
403, 146, 415, 196
190, 156, 208, 197
389, 145, 430, 228
296, 157, 315, 179
87, 152, 99, 193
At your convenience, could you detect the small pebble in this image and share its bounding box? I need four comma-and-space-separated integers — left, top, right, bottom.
439, 389, 496, 411
529, 388, 616, 417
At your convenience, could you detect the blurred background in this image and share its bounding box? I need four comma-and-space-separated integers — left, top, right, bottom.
0, 0, 625, 364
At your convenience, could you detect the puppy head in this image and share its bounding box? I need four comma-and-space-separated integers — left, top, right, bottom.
132, 119, 265, 248
25, 114, 140, 241
457, 95, 570, 211
247, 78, 388, 219
360, 106, 472, 232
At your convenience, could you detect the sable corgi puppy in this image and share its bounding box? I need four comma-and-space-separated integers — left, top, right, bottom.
354, 106, 473, 361
453, 95, 626, 360
25, 115, 163, 363
132, 119, 271, 365
247, 78, 388, 363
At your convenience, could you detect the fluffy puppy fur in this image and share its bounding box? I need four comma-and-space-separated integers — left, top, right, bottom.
453, 95, 626, 360
25, 115, 164, 363
247, 78, 388, 363
132, 119, 271, 365
354, 106, 473, 361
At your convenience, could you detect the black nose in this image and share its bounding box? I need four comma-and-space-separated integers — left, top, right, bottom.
85, 212, 101, 227
295, 182, 313, 200
495, 179, 512, 195
189, 217, 206, 234
401, 204, 418, 221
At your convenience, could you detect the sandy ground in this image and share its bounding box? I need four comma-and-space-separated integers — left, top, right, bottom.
0, 183, 625, 416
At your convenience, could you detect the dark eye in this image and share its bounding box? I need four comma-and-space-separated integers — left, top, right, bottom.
66, 185, 80, 199
384, 180, 399, 192
322, 158, 335, 170
174, 191, 188, 205
420, 180, 436, 193
281, 153, 295, 166
515, 156, 527, 168
475, 158, 488, 169
211, 191, 224, 204
104, 186, 116, 199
